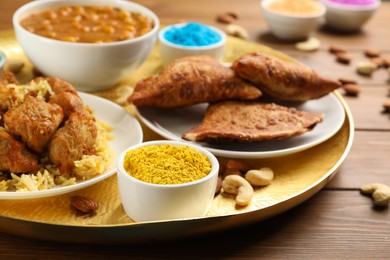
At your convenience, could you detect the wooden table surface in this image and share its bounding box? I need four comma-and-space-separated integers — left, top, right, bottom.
1, 0, 390, 259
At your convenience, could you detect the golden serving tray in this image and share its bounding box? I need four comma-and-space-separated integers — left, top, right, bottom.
0, 31, 354, 244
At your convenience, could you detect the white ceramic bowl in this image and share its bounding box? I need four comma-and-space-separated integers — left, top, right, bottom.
321, 0, 380, 32
260, 0, 326, 41
159, 22, 226, 65
13, 0, 159, 92
117, 140, 219, 222
0, 51, 6, 78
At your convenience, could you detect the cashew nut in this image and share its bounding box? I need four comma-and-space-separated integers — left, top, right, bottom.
245, 167, 274, 186
360, 183, 390, 207
295, 37, 321, 52
222, 175, 253, 206
356, 60, 378, 76
226, 24, 249, 40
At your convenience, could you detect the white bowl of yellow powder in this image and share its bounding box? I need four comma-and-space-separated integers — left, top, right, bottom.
117, 140, 219, 222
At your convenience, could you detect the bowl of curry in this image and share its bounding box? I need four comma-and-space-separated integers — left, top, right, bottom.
12, 0, 159, 91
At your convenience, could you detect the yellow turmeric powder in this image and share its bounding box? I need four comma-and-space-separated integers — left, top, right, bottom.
123, 144, 212, 185
268, 0, 323, 15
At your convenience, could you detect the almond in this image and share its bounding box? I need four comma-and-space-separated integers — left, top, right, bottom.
336, 52, 352, 64
338, 77, 357, 85
329, 45, 346, 54
70, 195, 99, 214
342, 84, 360, 97
364, 48, 381, 58
216, 14, 234, 24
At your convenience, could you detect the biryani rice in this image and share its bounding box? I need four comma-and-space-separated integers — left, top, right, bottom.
0, 80, 115, 192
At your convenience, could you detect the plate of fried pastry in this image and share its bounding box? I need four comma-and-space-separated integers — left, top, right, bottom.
0, 73, 143, 200
131, 52, 345, 158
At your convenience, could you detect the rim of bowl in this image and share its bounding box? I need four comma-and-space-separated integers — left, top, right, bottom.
12, 0, 160, 47
158, 23, 226, 50
261, 0, 326, 18
117, 140, 219, 188
321, 0, 380, 10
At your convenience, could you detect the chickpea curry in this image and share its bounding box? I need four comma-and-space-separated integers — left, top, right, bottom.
20, 5, 154, 43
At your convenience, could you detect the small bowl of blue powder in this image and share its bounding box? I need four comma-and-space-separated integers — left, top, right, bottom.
159, 22, 226, 65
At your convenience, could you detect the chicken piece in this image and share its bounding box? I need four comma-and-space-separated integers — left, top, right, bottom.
4, 95, 64, 153
0, 86, 18, 117
0, 131, 38, 173
231, 52, 341, 102
128, 56, 262, 108
32, 77, 78, 95
182, 101, 324, 143
0, 71, 19, 86
48, 112, 97, 175
49, 91, 85, 119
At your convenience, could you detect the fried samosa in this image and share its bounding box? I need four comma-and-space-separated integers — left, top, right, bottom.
231, 52, 341, 102
128, 56, 262, 108
182, 101, 324, 143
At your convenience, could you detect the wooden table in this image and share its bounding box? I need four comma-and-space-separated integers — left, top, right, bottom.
1, 0, 389, 259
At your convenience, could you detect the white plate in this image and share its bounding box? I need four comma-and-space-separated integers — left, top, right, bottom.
0, 92, 143, 200
136, 92, 345, 158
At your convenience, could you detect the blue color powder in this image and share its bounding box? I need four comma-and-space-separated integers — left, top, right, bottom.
163, 22, 222, 47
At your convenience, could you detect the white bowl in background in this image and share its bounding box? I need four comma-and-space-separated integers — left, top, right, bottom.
159, 22, 226, 65
117, 140, 219, 222
13, 0, 159, 92
321, 0, 380, 32
261, 0, 326, 41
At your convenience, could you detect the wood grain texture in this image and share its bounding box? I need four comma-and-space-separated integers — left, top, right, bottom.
0, 0, 390, 258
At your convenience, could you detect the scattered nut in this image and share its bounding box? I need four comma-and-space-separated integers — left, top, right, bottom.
329, 45, 346, 54
360, 183, 390, 207
245, 167, 274, 186
295, 37, 321, 52
341, 83, 361, 97
216, 14, 235, 24
225, 11, 239, 19
226, 24, 249, 40
225, 159, 252, 172
382, 56, 390, 68
364, 48, 381, 58
338, 77, 357, 85
222, 167, 243, 178
356, 60, 378, 76
383, 100, 390, 113
70, 195, 99, 214
370, 57, 385, 68
336, 52, 352, 64
222, 175, 253, 206
5, 59, 25, 74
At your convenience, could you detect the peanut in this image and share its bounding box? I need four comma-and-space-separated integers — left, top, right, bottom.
360, 183, 390, 207
226, 24, 249, 40
222, 175, 253, 206
295, 37, 321, 52
356, 60, 378, 76
245, 167, 274, 186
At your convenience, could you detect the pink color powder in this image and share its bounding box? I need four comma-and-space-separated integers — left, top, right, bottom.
328, 0, 376, 5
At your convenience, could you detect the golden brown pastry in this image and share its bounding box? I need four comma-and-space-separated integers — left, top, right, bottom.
231, 52, 341, 102
128, 56, 262, 108
182, 101, 324, 143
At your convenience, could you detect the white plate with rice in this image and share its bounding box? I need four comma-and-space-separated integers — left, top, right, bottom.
0, 92, 143, 200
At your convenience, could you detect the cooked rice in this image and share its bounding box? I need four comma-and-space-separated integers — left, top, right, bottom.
0, 80, 115, 192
